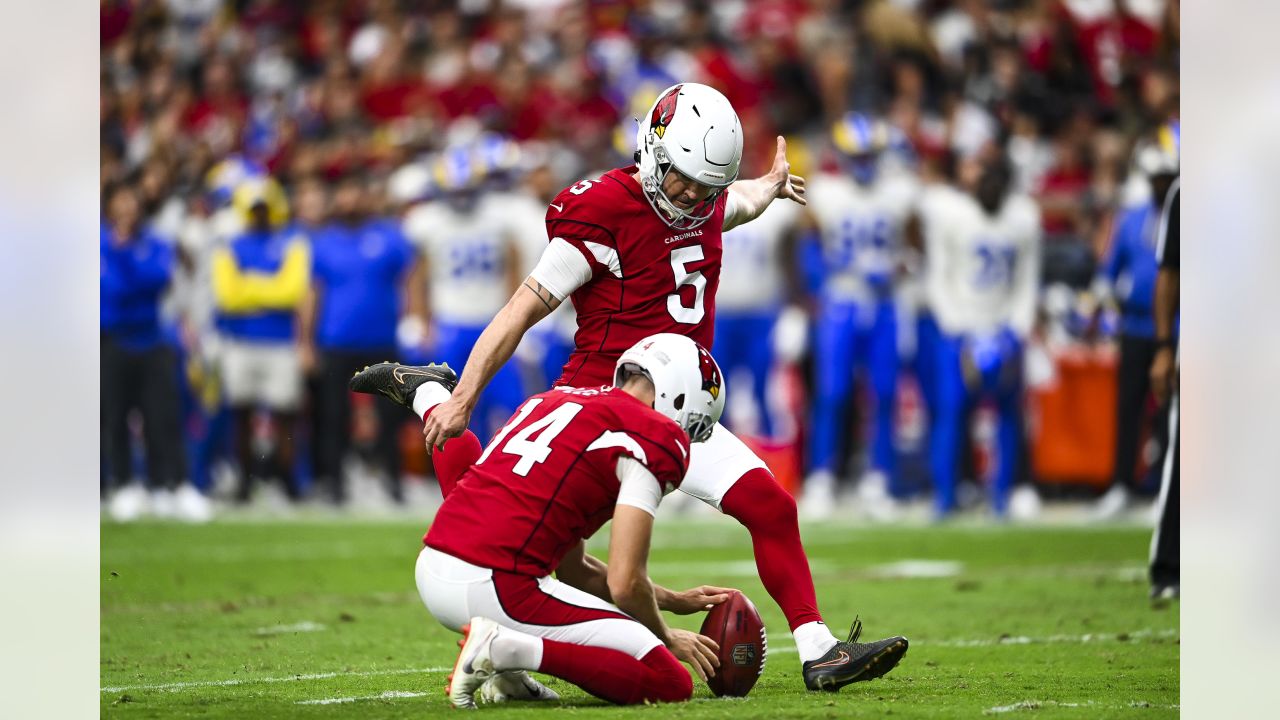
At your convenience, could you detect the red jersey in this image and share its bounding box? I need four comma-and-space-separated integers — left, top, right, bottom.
425, 386, 691, 577
546, 166, 728, 387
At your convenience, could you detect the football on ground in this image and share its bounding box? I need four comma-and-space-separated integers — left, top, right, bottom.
700, 590, 766, 697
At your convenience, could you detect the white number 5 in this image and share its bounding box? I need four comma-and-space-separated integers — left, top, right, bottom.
667, 245, 707, 324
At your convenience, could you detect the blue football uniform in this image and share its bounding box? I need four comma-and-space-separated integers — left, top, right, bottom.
404, 194, 525, 440
920, 186, 1041, 516
805, 170, 918, 491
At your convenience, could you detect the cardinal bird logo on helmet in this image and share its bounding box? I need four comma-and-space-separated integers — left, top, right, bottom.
650, 85, 682, 139
696, 345, 722, 400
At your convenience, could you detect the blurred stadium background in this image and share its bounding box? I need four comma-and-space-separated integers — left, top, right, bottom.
99, 0, 1179, 524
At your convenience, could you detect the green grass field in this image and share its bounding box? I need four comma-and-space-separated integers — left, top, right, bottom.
101, 518, 1178, 718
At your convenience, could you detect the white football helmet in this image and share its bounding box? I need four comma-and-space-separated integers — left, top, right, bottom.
614, 333, 726, 443
634, 83, 743, 230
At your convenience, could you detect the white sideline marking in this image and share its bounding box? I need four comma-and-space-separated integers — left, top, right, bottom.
101, 666, 451, 693
253, 621, 326, 636
765, 628, 1177, 655
867, 560, 963, 578
298, 690, 429, 705
937, 627, 1178, 647
985, 700, 1179, 714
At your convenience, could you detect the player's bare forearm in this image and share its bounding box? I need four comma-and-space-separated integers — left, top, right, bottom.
727, 177, 777, 220
724, 136, 806, 231
554, 543, 614, 604
608, 505, 671, 643
1153, 268, 1179, 342
609, 573, 671, 645
452, 278, 558, 407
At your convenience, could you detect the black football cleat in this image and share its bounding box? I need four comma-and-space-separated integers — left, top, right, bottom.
348, 362, 457, 411
802, 617, 908, 692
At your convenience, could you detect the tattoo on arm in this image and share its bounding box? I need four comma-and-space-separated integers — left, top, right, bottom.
523, 280, 555, 312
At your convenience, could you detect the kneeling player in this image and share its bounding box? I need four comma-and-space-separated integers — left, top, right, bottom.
352, 334, 737, 707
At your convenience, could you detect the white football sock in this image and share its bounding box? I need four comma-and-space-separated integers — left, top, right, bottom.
411, 381, 453, 420
488, 627, 543, 671
793, 620, 839, 662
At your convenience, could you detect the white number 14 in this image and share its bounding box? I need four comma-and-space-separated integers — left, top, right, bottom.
478, 400, 584, 476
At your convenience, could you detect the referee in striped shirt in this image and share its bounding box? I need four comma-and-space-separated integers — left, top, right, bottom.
1149, 176, 1179, 600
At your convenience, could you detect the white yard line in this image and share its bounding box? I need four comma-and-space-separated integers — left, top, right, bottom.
935, 627, 1178, 647
867, 560, 964, 578
253, 621, 327, 636
985, 699, 1179, 714
101, 666, 451, 694
297, 690, 430, 705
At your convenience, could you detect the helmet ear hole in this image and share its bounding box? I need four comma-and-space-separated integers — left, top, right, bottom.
673, 394, 685, 410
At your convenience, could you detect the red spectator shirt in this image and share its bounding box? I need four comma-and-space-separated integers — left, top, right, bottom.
546, 166, 727, 387
425, 386, 690, 577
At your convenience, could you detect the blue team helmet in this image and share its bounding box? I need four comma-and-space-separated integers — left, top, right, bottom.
205, 155, 266, 207
831, 112, 891, 184
474, 132, 522, 183
431, 145, 486, 196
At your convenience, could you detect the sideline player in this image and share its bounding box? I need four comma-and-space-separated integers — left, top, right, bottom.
802, 113, 920, 511
418, 83, 908, 690
402, 146, 526, 440
352, 334, 737, 706
920, 155, 1041, 517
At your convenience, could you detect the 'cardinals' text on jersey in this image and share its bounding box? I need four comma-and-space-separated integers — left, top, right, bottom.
546, 167, 728, 387
424, 386, 691, 577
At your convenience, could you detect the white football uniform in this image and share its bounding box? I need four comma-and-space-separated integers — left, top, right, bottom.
403, 194, 515, 326
919, 186, 1041, 339
806, 171, 919, 303
719, 199, 798, 313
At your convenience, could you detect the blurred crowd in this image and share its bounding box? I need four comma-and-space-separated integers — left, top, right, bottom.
100, 0, 1179, 522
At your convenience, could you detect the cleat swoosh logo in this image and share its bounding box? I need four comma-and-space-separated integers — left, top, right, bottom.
810, 651, 850, 669
392, 366, 437, 384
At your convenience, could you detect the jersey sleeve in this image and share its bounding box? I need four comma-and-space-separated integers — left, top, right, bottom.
584, 409, 690, 496
402, 205, 435, 252
722, 188, 750, 231
615, 456, 663, 516
529, 238, 593, 301
545, 186, 623, 280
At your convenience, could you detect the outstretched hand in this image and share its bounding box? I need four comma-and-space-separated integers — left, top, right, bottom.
767, 135, 807, 206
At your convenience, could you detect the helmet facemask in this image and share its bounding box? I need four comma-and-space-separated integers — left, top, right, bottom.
638, 144, 726, 230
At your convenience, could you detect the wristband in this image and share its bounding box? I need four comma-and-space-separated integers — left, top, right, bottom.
1155, 337, 1175, 350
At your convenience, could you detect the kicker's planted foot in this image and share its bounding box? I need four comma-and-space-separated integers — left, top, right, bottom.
802, 617, 908, 692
